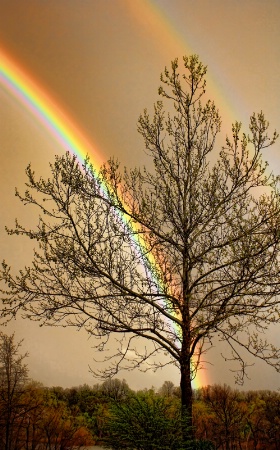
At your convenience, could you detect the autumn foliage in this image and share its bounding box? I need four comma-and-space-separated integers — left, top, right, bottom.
0, 333, 279, 449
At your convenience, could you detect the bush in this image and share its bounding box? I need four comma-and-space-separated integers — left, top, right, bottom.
104, 393, 184, 450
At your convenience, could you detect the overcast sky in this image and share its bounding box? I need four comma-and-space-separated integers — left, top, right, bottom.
0, 0, 279, 391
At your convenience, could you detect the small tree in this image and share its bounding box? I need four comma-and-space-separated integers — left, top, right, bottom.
1, 55, 280, 437
104, 393, 183, 450
100, 378, 131, 402
158, 380, 176, 398
0, 333, 29, 450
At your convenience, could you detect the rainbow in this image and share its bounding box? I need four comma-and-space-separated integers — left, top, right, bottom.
0, 48, 103, 169
0, 46, 198, 384
0, 36, 214, 387
0, 46, 167, 289
0, 47, 169, 295
129, 0, 241, 133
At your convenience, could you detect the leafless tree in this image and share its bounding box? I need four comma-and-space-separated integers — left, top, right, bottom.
0, 333, 29, 450
100, 378, 131, 402
1, 55, 280, 436
158, 380, 176, 398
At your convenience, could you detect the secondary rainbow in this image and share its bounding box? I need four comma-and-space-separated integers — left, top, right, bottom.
128, 0, 241, 134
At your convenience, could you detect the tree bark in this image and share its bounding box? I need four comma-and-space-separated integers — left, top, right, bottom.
180, 342, 193, 442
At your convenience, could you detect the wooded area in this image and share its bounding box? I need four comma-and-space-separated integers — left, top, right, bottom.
0, 333, 279, 450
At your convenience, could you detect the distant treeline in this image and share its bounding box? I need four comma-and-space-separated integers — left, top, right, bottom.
0, 333, 279, 449
2, 376, 280, 449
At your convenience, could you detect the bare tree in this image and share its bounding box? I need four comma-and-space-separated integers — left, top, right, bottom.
0, 333, 29, 450
100, 378, 131, 402
158, 381, 176, 398
1, 55, 280, 437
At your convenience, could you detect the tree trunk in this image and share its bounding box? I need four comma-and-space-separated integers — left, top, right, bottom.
180, 350, 193, 443
181, 256, 194, 444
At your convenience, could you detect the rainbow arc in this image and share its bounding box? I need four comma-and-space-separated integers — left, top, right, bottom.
0, 46, 208, 388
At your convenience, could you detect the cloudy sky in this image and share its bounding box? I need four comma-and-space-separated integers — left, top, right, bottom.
0, 0, 279, 391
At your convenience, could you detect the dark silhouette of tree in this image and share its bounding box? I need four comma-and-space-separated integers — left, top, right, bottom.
1, 55, 280, 437
0, 333, 29, 450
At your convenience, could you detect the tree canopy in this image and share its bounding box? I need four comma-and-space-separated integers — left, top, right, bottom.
1, 55, 280, 431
